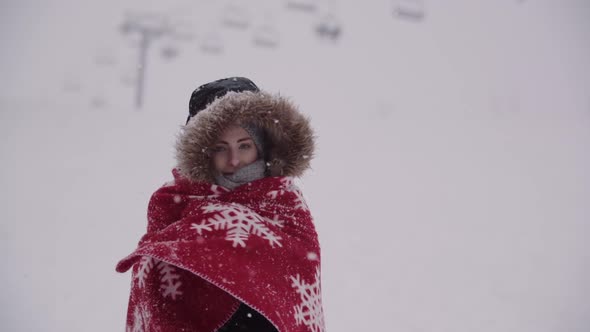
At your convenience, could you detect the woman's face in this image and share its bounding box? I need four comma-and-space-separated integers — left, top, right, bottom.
210, 125, 258, 175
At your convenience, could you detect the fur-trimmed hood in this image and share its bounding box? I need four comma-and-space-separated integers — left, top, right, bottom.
175, 91, 315, 183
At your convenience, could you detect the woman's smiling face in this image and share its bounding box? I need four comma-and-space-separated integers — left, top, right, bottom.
210, 125, 259, 175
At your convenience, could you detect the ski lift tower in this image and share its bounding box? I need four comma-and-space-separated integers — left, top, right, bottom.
120, 12, 189, 108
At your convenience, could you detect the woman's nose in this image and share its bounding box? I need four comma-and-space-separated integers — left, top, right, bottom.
229, 150, 240, 167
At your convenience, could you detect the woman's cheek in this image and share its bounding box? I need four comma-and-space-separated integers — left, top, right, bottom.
212, 155, 225, 172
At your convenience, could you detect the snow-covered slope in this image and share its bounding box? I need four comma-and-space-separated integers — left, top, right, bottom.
1, 0, 589, 331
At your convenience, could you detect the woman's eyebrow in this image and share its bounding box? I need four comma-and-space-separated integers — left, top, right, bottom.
216, 137, 252, 145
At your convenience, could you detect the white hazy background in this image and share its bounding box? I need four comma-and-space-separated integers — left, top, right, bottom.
1, 0, 589, 331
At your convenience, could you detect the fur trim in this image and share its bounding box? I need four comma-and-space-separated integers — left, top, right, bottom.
175, 91, 315, 183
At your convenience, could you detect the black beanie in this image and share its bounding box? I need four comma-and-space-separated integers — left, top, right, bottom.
186, 77, 259, 124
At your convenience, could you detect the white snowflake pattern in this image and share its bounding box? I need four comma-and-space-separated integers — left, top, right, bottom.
266, 177, 310, 212
135, 257, 183, 300
210, 184, 227, 195
264, 214, 285, 228
158, 262, 183, 300
191, 203, 283, 248
290, 268, 325, 332
130, 303, 151, 332
291, 187, 310, 212
135, 256, 154, 289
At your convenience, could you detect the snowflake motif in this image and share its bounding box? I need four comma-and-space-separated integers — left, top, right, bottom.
291, 187, 310, 212
264, 214, 285, 228
130, 303, 151, 332
210, 184, 228, 195
266, 178, 310, 212
135, 257, 183, 300
158, 262, 183, 300
192, 203, 283, 248
135, 256, 154, 289
291, 268, 325, 332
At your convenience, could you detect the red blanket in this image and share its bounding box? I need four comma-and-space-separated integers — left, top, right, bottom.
116, 169, 325, 332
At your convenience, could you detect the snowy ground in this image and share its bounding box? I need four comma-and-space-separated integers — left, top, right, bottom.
1, 0, 589, 331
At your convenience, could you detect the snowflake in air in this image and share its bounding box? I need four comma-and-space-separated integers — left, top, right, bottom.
135, 256, 183, 300
191, 203, 283, 248
266, 177, 310, 212
291, 268, 325, 332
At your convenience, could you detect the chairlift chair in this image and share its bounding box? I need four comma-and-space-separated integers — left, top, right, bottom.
286, 0, 318, 13
252, 26, 280, 48
392, 0, 426, 21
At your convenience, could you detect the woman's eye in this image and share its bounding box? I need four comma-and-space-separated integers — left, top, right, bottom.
212, 146, 227, 153
239, 143, 253, 150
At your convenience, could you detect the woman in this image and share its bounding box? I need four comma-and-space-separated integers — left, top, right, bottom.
116, 77, 325, 332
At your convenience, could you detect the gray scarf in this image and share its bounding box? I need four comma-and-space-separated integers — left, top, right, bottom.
214, 159, 266, 190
